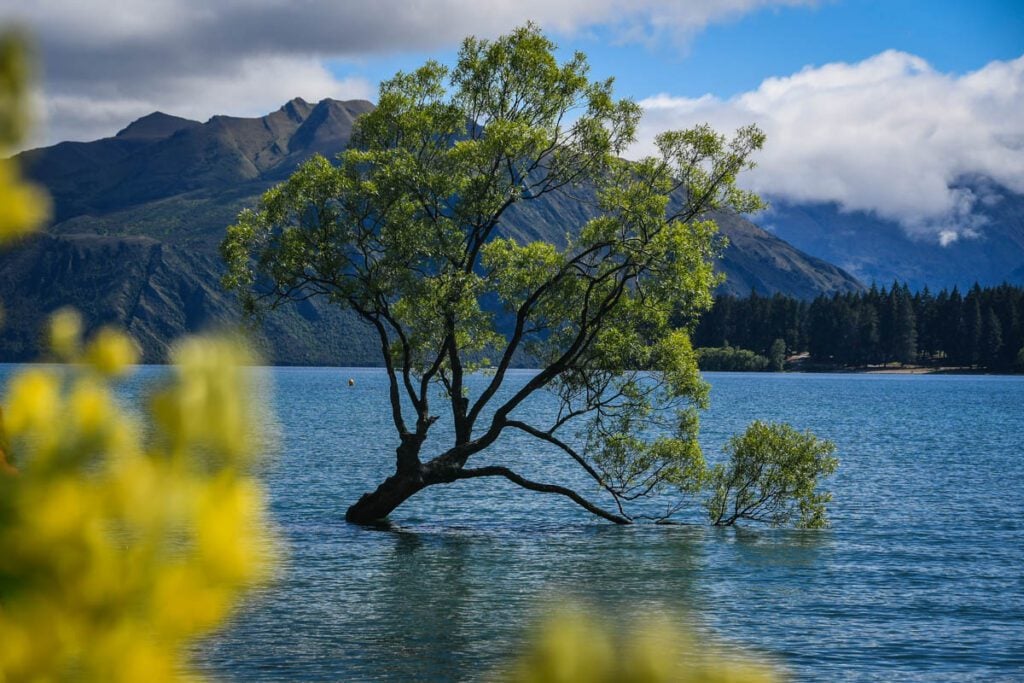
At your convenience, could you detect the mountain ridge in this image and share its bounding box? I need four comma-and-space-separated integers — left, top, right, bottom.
115, 112, 201, 141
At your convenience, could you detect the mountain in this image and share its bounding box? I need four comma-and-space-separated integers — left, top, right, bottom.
1, 98, 861, 364
19, 97, 374, 226
115, 112, 202, 141
761, 178, 1024, 291
0, 233, 377, 364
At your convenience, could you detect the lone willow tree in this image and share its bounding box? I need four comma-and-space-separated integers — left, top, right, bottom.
223, 25, 837, 527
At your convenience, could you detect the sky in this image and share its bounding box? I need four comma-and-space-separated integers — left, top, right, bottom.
3, 0, 1023, 243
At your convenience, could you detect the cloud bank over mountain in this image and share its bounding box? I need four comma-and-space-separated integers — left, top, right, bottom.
634, 51, 1024, 244
6, 0, 811, 146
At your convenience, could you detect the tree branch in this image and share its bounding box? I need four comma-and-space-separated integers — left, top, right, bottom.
349, 298, 408, 436
454, 466, 631, 524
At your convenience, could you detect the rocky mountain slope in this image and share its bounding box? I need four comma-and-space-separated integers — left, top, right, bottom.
2, 98, 861, 364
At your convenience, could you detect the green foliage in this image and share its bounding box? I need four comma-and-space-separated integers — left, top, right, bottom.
221, 25, 829, 526
768, 338, 786, 372
891, 288, 918, 364
981, 307, 1003, 368
696, 346, 770, 372
705, 421, 838, 528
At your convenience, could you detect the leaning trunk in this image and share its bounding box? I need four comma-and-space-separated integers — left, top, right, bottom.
346, 436, 431, 524
345, 469, 426, 524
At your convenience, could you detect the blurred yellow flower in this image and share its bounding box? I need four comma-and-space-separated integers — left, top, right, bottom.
152, 335, 259, 462
48, 307, 83, 360
0, 32, 48, 243
0, 158, 48, 242
68, 377, 115, 435
4, 368, 59, 437
1, 33, 273, 681
505, 606, 780, 683
84, 326, 139, 376
0, 318, 276, 681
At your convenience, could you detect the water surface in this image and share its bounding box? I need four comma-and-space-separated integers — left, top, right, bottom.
3, 367, 1022, 680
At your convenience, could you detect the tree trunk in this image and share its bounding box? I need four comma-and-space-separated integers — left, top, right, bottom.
345, 469, 426, 524
344, 447, 630, 525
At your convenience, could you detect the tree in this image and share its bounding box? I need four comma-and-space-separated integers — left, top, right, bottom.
696, 345, 770, 372
705, 421, 838, 528
856, 302, 880, 366
768, 338, 786, 372
806, 297, 836, 362
223, 25, 833, 526
981, 306, 1003, 369
945, 286, 966, 365
965, 287, 983, 366
892, 286, 917, 365
915, 286, 937, 360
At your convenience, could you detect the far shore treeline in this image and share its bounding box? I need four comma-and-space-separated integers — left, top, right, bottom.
693, 282, 1024, 373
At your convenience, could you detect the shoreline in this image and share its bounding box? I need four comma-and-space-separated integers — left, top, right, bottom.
0, 361, 1019, 377
785, 363, 1005, 376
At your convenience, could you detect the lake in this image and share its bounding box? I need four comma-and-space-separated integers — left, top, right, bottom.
4, 367, 1023, 680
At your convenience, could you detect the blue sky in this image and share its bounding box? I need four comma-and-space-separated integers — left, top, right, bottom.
329, 1, 1024, 102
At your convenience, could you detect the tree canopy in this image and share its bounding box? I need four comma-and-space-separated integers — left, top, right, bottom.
222, 24, 834, 526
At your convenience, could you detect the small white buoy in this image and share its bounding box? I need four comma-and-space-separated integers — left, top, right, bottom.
348, 378, 355, 387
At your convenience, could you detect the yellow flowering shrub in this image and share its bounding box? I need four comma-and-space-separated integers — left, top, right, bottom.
0, 157, 47, 243
0, 316, 275, 682
0, 29, 273, 681
0, 31, 49, 245
505, 606, 780, 683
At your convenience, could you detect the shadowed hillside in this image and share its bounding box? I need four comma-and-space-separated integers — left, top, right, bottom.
0, 233, 378, 364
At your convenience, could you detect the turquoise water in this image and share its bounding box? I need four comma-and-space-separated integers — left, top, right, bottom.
4, 367, 1023, 680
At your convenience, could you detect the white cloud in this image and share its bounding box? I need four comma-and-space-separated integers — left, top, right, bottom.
8, 1, 814, 54
633, 51, 1024, 242
3, 0, 812, 146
